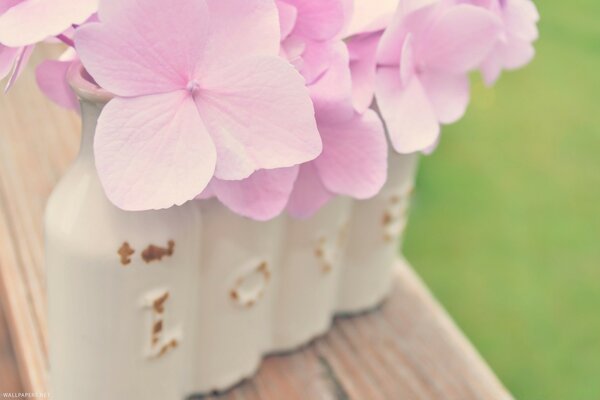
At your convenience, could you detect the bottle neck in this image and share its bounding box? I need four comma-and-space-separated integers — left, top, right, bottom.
77, 99, 105, 165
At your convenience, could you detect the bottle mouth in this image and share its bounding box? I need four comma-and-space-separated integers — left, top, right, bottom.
67, 60, 113, 104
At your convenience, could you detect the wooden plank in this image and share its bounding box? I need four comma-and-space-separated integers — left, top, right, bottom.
0, 292, 23, 393
0, 45, 512, 399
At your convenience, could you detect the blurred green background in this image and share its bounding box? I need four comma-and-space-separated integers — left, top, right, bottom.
404, 1, 600, 399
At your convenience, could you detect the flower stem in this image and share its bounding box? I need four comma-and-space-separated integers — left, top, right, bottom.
56, 34, 75, 48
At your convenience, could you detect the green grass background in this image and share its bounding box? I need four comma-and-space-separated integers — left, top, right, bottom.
403, 1, 600, 399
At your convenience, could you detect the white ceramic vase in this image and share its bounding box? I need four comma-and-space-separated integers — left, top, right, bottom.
271, 196, 352, 352
336, 151, 419, 314
45, 64, 421, 400
46, 64, 202, 399
187, 200, 285, 394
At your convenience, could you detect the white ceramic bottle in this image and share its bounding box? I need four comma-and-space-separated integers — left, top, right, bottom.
46, 63, 202, 400
336, 152, 419, 314
271, 197, 352, 352
187, 199, 285, 395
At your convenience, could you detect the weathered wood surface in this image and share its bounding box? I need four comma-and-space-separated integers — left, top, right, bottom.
0, 296, 23, 393
0, 46, 512, 399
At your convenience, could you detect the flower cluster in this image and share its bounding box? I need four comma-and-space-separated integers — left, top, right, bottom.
0, 0, 538, 220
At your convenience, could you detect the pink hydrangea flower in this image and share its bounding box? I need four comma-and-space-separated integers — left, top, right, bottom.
74, 0, 322, 211
0, 0, 97, 47
201, 79, 388, 221
0, 44, 32, 91
452, 0, 539, 84
276, 0, 350, 85
0, 0, 97, 90
285, 29, 388, 218
286, 104, 388, 219
201, 0, 388, 220
196, 167, 301, 221
35, 48, 78, 111
345, 0, 400, 37
348, 0, 501, 154
34, 14, 98, 108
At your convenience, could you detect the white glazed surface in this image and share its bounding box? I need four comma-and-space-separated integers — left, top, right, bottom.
336, 151, 419, 314
271, 196, 352, 353
46, 99, 203, 400
187, 200, 285, 394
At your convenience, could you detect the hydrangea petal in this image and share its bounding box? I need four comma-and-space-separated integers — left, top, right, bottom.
95, 92, 216, 211
0, 44, 18, 80
36, 59, 79, 111
504, 0, 539, 41
420, 71, 470, 124
299, 40, 336, 86
315, 109, 388, 199
200, 0, 280, 73
376, 0, 437, 65
209, 167, 299, 221
0, 0, 97, 47
480, 47, 503, 85
375, 67, 439, 153
418, 4, 501, 73
0, 0, 22, 15
197, 56, 322, 180
345, 0, 397, 37
399, 34, 416, 86
282, 0, 346, 41
76, 0, 210, 97
501, 36, 535, 69
4, 45, 32, 91
277, 1, 298, 40
286, 163, 333, 219
309, 43, 353, 120
347, 32, 380, 112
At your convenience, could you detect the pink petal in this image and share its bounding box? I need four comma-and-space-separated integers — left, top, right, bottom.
0, 44, 18, 80
277, 1, 298, 40
4, 45, 32, 92
308, 42, 353, 120
419, 71, 470, 124
286, 163, 333, 219
0, 0, 21, 16
398, 0, 440, 16
418, 4, 501, 73
197, 56, 322, 180
36, 59, 79, 111
201, 0, 281, 73
514, 0, 539, 22
347, 32, 380, 112
0, 0, 97, 47
281, 35, 306, 68
76, 0, 210, 97
315, 109, 388, 199
480, 32, 535, 85
209, 167, 299, 221
282, 0, 346, 41
95, 92, 216, 211
299, 40, 336, 85
375, 67, 439, 153
480, 49, 503, 86
501, 35, 536, 69
195, 184, 215, 200
399, 34, 416, 86
504, 0, 539, 42
345, 0, 398, 37
375, 0, 437, 65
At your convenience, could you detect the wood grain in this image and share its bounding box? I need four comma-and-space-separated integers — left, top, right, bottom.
0, 46, 512, 399
0, 290, 23, 393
